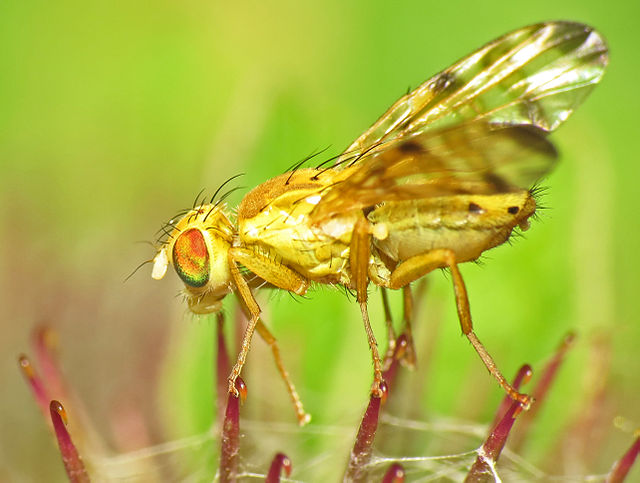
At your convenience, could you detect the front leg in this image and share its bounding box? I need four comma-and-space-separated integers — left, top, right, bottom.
230, 246, 309, 295
226, 250, 262, 397
227, 247, 311, 424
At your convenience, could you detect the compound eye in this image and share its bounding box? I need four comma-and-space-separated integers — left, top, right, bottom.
173, 228, 210, 287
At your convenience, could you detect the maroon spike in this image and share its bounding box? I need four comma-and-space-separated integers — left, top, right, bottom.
531, 332, 575, 404
220, 377, 246, 483
33, 326, 66, 399
512, 332, 575, 451
265, 453, 292, 482
381, 463, 405, 483
18, 354, 50, 419
344, 381, 388, 482
216, 313, 232, 418
27, 328, 104, 456
50, 400, 90, 483
382, 334, 408, 392
490, 364, 532, 429
465, 399, 525, 482
606, 432, 640, 483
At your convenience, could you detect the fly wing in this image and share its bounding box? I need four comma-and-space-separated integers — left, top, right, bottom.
334, 21, 608, 165
309, 21, 607, 222
311, 121, 557, 221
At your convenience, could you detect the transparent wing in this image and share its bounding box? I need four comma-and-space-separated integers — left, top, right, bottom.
336, 21, 608, 164
311, 121, 557, 221
309, 22, 607, 221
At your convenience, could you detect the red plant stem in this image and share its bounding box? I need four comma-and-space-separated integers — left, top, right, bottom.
465, 400, 524, 482
381, 463, 405, 483
344, 383, 387, 482
490, 364, 532, 429
18, 355, 50, 420
512, 333, 575, 451
216, 313, 231, 418
484, 401, 522, 461
606, 434, 640, 483
532, 332, 575, 404
49, 400, 90, 483
34, 326, 66, 400
382, 334, 408, 392
265, 453, 292, 482
220, 377, 245, 483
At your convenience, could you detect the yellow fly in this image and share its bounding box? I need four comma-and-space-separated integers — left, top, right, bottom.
152, 21, 608, 425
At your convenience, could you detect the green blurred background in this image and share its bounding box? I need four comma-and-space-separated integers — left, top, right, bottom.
2, 0, 639, 481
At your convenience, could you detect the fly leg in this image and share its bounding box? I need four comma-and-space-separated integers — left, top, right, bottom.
401, 285, 417, 368
380, 288, 397, 370
351, 217, 384, 397
380, 286, 417, 370
227, 247, 312, 422
226, 251, 261, 398
389, 248, 532, 409
255, 320, 311, 425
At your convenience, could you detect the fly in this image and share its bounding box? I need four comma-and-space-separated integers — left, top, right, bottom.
151, 21, 608, 424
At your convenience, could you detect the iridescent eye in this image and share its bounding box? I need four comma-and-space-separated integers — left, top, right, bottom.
173, 228, 210, 287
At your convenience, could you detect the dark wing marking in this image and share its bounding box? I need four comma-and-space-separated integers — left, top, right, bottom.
311, 121, 557, 221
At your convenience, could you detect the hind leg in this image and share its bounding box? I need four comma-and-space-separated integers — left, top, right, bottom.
389, 248, 532, 409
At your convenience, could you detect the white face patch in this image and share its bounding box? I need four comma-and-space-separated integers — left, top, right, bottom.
151, 248, 169, 280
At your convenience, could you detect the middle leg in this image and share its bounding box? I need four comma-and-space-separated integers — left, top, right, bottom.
350, 216, 384, 397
